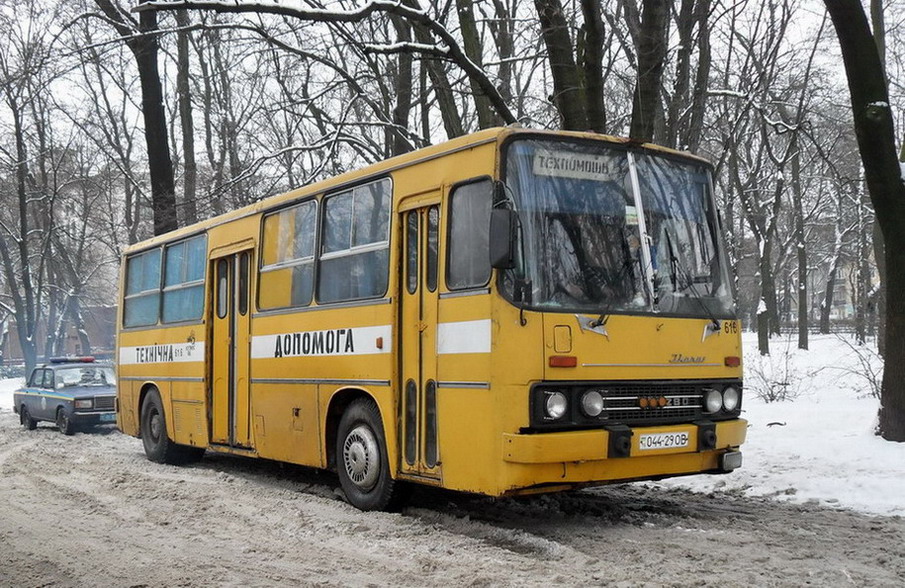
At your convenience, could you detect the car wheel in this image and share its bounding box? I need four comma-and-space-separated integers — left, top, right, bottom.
20, 406, 37, 430
336, 398, 401, 511
56, 408, 75, 436
140, 388, 205, 465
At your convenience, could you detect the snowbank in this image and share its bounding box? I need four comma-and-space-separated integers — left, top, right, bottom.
0, 377, 22, 411
659, 333, 904, 517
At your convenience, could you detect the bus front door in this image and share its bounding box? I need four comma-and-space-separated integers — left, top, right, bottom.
400, 203, 441, 480
210, 250, 253, 448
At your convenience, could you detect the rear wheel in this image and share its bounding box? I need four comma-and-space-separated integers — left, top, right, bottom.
336, 399, 401, 511
56, 408, 75, 436
140, 388, 204, 465
20, 406, 37, 430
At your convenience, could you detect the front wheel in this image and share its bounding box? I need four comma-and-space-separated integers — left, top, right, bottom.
20, 406, 37, 430
336, 399, 400, 511
140, 388, 204, 465
56, 408, 75, 436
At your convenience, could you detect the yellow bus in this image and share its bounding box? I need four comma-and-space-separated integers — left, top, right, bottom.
116, 127, 746, 510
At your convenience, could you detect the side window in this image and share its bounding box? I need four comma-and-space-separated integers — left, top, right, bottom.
162, 235, 207, 323
42, 369, 54, 389
405, 211, 418, 294
447, 180, 492, 290
318, 178, 391, 303
259, 199, 317, 309
238, 252, 249, 316
28, 369, 43, 388
123, 248, 162, 327
427, 206, 439, 292
216, 259, 229, 319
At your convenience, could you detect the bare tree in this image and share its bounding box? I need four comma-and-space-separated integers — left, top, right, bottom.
824, 0, 905, 441
0, 1, 58, 373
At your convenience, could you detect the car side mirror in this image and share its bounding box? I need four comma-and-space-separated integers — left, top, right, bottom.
489, 208, 517, 269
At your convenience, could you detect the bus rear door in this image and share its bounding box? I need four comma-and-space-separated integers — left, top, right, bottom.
210, 249, 253, 448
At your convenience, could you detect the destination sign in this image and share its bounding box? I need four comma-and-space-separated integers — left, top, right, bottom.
533, 149, 616, 181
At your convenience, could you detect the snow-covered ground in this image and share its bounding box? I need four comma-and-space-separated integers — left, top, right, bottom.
658, 332, 904, 517
2, 332, 901, 518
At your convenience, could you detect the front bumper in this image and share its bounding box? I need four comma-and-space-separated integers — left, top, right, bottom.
499, 419, 747, 491
70, 411, 118, 426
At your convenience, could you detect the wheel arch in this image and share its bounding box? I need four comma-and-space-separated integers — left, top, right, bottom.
136, 382, 161, 437
324, 387, 397, 475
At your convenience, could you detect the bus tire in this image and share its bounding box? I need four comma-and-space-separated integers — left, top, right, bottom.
140, 388, 204, 465
56, 408, 75, 436
336, 398, 399, 511
20, 406, 37, 430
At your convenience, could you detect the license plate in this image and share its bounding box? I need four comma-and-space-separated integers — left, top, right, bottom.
638, 431, 690, 451
100, 413, 116, 422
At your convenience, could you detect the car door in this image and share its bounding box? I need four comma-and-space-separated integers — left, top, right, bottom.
19, 369, 42, 419
40, 369, 58, 419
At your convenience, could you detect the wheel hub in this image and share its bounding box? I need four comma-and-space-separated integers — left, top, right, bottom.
342, 425, 379, 491
150, 412, 161, 441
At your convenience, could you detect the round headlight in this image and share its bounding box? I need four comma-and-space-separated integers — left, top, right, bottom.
581, 390, 604, 417
703, 389, 722, 414
545, 391, 568, 420
722, 386, 740, 412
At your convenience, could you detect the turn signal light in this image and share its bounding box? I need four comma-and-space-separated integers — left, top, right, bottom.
724, 356, 741, 367
549, 355, 577, 368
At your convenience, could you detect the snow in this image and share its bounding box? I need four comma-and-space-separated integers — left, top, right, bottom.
2, 333, 901, 517
756, 298, 768, 315
0, 377, 21, 412
659, 333, 904, 517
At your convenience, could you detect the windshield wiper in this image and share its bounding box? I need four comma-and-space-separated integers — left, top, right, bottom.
661, 228, 720, 333
589, 254, 638, 328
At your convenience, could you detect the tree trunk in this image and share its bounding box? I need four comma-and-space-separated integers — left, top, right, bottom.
855, 196, 871, 344
534, 0, 588, 130
578, 0, 606, 133
489, 0, 515, 107
683, 0, 711, 153
869, 0, 887, 355
94, 0, 178, 236
136, 9, 178, 235
456, 0, 499, 129
819, 264, 837, 334
790, 135, 808, 349
390, 15, 414, 156
825, 0, 905, 441
757, 242, 778, 356
629, 0, 669, 142
402, 0, 464, 138
665, 0, 696, 149
175, 8, 198, 225
0, 96, 39, 374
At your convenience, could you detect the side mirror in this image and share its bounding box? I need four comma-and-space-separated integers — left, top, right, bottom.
489, 208, 517, 269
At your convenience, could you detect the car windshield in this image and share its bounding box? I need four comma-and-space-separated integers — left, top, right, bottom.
55, 366, 115, 388
502, 138, 735, 318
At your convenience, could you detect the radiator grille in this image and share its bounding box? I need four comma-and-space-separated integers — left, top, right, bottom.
94, 395, 116, 410
600, 384, 702, 424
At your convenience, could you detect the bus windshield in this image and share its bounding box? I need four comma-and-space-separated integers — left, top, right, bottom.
503, 138, 735, 318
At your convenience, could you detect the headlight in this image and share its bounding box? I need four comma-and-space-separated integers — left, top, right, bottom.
722, 386, 740, 411
581, 390, 604, 417
544, 391, 568, 420
75, 399, 92, 409
703, 389, 722, 414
